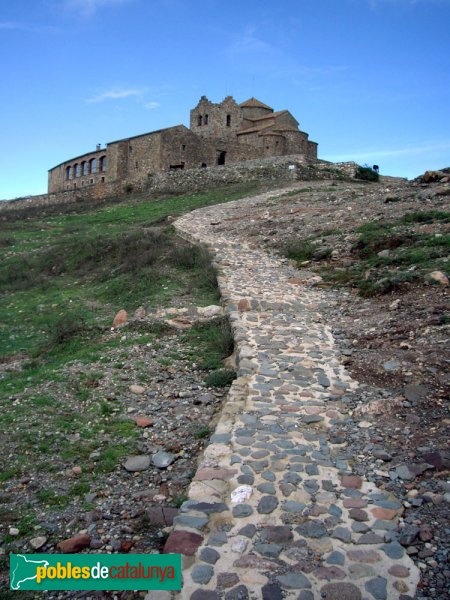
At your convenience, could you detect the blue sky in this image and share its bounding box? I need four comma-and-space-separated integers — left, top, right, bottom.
1, 0, 449, 199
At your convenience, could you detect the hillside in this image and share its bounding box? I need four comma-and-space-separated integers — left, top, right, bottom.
0, 171, 449, 598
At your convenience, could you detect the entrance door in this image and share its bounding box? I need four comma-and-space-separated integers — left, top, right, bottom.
217, 151, 226, 166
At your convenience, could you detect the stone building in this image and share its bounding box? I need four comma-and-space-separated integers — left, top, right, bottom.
48, 96, 318, 194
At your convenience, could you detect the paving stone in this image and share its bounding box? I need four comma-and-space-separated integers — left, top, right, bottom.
340, 475, 363, 489
190, 591, 220, 600
349, 508, 369, 521
163, 530, 203, 555
296, 520, 328, 538
257, 482, 276, 494
356, 532, 383, 545
388, 565, 410, 577
326, 551, 345, 565
332, 527, 351, 542
365, 577, 387, 600
305, 463, 319, 476
224, 585, 249, 600
282, 501, 306, 513
217, 572, 240, 589
261, 471, 276, 481
349, 564, 376, 579
277, 573, 312, 589
328, 504, 342, 518
313, 566, 346, 580
191, 564, 213, 584
352, 522, 370, 533
257, 495, 279, 514
188, 502, 228, 514
254, 543, 282, 558
381, 542, 404, 559
297, 592, 314, 600
173, 515, 208, 530
208, 532, 227, 546
320, 582, 362, 600
199, 547, 220, 564
262, 582, 283, 600
238, 524, 257, 538
232, 504, 253, 518
260, 526, 293, 544
347, 549, 382, 563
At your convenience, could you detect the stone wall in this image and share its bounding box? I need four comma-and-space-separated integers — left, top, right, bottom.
0, 157, 359, 215
48, 148, 107, 193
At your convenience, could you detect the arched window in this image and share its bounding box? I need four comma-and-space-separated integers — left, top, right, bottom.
100, 156, 107, 172
81, 161, 88, 175
198, 115, 203, 126
90, 158, 97, 174
74, 163, 80, 177
226, 114, 231, 127
66, 166, 72, 180
204, 114, 209, 125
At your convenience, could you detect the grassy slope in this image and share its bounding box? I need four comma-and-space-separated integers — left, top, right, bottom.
0, 183, 260, 489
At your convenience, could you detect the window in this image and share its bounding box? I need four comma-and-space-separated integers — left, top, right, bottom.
100, 156, 107, 172
90, 158, 97, 174
181, 144, 186, 151
82, 161, 88, 175
74, 163, 80, 177
129, 145, 133, 154
226, 114, 231, 127
204, 114, 209, 125
66, 166, 72, 180
198, 115, 203, 126
101, 176, 105, 182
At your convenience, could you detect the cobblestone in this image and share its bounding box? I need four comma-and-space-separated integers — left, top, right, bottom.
172, 188, 420, 598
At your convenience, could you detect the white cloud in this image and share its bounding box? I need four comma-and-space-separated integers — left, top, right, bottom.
64, 0, 133, 17
86, 88, 144, 103
143, 101, 160, 110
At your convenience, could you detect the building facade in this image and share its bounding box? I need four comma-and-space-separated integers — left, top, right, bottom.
48, 96, 318, 194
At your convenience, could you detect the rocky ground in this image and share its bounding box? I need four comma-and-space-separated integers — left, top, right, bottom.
0, 308, 234, 598
203, 174, 449, 599
1, 172, 448, 599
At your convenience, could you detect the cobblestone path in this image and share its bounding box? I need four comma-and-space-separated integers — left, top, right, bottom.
167, 190, 419, 599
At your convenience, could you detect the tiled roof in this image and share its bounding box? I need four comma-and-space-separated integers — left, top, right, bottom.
244, 110, 286, 122
239, 97, 273, 110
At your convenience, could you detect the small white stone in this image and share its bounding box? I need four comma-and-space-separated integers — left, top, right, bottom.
30, 536, 47, 549
231, 485, 252, 504
9, 528, 20, 536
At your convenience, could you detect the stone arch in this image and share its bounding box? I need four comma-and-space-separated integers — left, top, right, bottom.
74, 163, 80, 177
90, 158, 97, 174
100, 156, 107, 172
81, 161, 88, 176
66, 166, 72, 180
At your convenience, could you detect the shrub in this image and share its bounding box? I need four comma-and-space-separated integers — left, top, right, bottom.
355, 165, 379, 182
204, 369, 236, 388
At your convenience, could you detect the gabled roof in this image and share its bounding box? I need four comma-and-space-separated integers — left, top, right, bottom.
239, 97, 273, 110
237, 123, 274, 135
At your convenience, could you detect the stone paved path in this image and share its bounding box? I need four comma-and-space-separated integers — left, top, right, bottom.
165, 189, 420, 599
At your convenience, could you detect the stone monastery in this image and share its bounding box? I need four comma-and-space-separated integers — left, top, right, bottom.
48, 95, 318, 194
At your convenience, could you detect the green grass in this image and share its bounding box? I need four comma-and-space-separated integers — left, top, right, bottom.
282, 210, 450, 297
181, 318, 234, 370
0, 184, 245, 552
